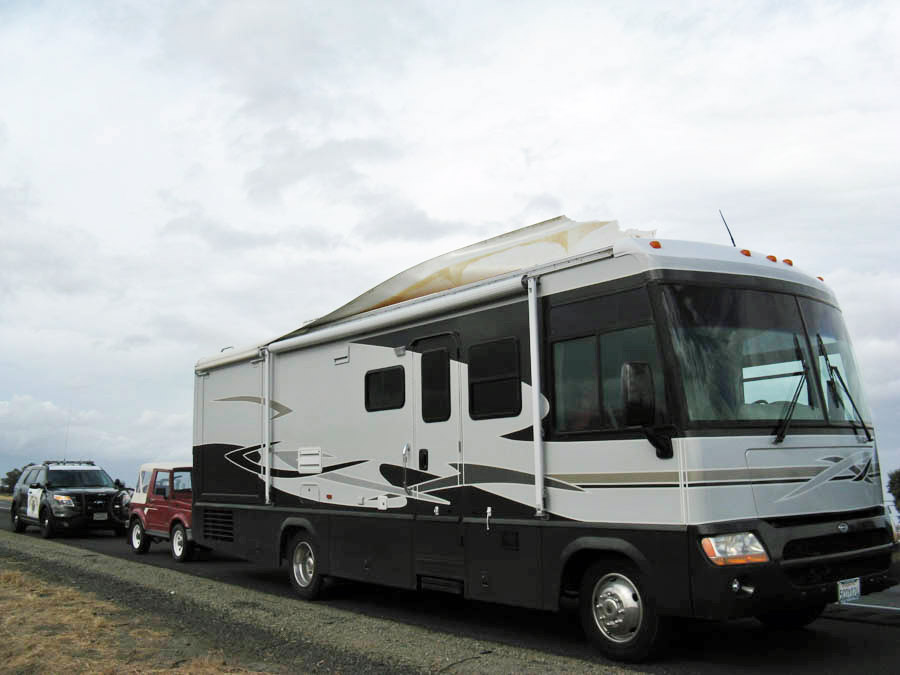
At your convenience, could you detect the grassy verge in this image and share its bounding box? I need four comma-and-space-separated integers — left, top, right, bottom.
0, 564, 262, 673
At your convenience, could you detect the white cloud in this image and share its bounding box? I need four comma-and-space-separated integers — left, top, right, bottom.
1, 0, 899, 489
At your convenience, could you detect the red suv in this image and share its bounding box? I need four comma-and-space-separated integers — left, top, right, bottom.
127, 462, 195, 562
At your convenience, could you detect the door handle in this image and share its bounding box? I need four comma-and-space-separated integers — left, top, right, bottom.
402, 443, 410, 494
419, 448, 429, 471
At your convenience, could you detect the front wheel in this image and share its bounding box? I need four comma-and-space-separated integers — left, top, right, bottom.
10, 502, 26, 533
579, 561, 669, 662
288, 533, 324, 600
756, 602, 827, 629
129, 519, 150, 554
171, 523, 194, 562
39, 508, 55, 539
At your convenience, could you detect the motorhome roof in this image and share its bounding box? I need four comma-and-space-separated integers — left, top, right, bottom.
195, 233, 831, 372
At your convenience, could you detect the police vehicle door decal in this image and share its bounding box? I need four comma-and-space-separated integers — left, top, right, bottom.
27, 487, 42, 518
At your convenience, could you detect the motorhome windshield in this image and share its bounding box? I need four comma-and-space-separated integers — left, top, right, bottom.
662, 285, 870, 428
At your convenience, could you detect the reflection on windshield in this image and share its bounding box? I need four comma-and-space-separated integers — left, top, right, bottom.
48, 469, 115, 488
663, 286, 825, 425
800, 299, 872, 424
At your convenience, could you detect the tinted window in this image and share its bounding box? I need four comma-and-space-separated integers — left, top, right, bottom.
173, 470, 192, 493
550, 287, 665, 433
422, 348, 450, 422
469, 338, 521, 419
554, 336, 601, 431
153, 472, 170, 497
365, 366, 405, 411
47, 469, 113, 488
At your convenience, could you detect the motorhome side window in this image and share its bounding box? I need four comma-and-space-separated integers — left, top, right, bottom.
365, 366, 405, 411
421, 348, 451, 422
468, 337, 521, 419
550, 287, 665, 432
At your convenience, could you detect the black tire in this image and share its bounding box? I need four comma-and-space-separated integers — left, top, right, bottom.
756, 602, 827, 629
171, 523, 194, 562
288, 532, 324, 600
10, 501, 26, 533
39, 508, 55, 539
579, 560, 669, 662
129, 519, 150, 554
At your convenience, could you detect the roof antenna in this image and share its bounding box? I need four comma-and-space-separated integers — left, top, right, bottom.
719, 209, 736, 247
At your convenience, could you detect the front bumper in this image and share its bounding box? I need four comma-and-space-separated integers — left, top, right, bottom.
50, 512, 122, 530
689, 510, 897, 619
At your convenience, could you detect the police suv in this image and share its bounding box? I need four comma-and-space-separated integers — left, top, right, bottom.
9, 460, 130, 537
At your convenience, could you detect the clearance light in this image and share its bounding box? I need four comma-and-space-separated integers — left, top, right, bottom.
649, 240, 662, 249
817, 276, 825, 282
701, 533, 769, 566
783, 259, 793, 266
766, 255, 777, 262
740, 249, 751, 257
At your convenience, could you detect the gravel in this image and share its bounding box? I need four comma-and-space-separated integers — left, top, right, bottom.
0, 530, 632, 674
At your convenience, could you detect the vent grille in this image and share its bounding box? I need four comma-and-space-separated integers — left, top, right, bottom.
203, 508, 234, 542
764, 506, 883, 529
783, 528, 891, 561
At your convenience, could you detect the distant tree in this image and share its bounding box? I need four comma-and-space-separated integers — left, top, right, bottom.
889, 468, 900, 506
2, 467, 23, 494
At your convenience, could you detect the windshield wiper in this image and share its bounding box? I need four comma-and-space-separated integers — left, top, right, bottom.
816, 333, 872, 441
774, 335, 808, 444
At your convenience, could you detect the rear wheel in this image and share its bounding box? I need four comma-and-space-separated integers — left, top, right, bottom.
129, 519, 150, 554
10, 502, 26, 533
171, 523, 194, 562
756, 602, 827, 629
579, 560, 669, 662
39, 508, 55, 539
288, 532, 324, 600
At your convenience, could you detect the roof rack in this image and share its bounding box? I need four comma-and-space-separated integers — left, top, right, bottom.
42, 460, 96, 466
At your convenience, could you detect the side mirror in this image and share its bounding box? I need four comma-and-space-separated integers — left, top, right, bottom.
30, 482, 41, 489
622, 361, 655, 427
114, 479, 123, 490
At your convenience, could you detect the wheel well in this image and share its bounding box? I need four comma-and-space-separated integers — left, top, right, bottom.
170, 519, 186, 535
560, 550, 636, 598
280, 526, 310, 565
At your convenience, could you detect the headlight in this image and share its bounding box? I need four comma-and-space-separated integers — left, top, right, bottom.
701, 532, 769, 566
53, 495, 75, 507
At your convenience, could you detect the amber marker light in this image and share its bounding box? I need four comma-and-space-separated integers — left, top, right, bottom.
783, 259, 793, 266
649, 240, 662, 249
766, 255, 777, 262
740, 249, 751, 257
817, 276, 825, 281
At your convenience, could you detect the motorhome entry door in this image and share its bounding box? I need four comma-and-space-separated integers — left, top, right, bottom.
411, 333, 465, 583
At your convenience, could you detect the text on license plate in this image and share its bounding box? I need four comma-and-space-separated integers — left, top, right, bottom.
92, 512, 108, 521
838, 577, 861, 603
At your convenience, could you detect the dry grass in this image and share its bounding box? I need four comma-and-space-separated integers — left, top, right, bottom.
0, 494, 12, 501
0, 568, 264, 674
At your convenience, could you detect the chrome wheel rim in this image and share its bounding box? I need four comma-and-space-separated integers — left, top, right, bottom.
131, 524, 142, 549
292, 542, 315, 588
591, 572, 643, 644
173, 529, 184, 557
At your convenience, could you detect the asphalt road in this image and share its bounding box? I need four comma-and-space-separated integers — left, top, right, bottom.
2, 502, 899, 674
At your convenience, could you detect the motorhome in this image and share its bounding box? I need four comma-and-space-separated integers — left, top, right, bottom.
191, 217, 895, 661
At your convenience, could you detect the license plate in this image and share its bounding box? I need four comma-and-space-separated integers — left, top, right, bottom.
838, 577, 861, 603
92, 512, 108, 521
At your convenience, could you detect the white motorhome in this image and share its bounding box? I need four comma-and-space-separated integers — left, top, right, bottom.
192, 218, 895, 661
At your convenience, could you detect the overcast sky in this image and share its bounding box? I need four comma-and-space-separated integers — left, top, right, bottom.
1, 1, 898, 497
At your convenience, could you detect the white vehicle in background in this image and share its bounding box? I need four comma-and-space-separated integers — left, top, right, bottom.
189, 217, 897, 662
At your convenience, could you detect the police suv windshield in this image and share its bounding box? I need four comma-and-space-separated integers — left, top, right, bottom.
662, 285, 871, 428
47, 469, 115, 488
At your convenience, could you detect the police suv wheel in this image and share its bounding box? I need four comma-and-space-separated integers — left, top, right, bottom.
11, 503, 26, 533
171, 523, 194, 562
288, 533, 324, 600
130, 519, 150, 554
579, 561, 668, 662
39, 508, 55, 539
